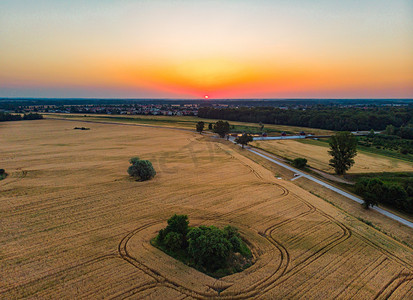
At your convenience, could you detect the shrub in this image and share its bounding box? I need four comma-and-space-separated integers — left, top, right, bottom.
0, 169, 5, 175
127, 157, 156, 181
292, 158, 307, 169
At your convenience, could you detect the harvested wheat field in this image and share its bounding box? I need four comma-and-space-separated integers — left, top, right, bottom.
1, 119, 413, 299
252, 139, 413, 174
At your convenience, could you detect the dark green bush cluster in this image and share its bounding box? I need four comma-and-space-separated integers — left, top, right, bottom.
156, 215, 252, 274
73, 127, 90, 130
292, 158, 307, 169
0, 169, 6, 180
358, 134, 413, 154
355, 178, 413, 212
157, 214, 189, 251
0, 112, 43, 122
127, 157, 156, 181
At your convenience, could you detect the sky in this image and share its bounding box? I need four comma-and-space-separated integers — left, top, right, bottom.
1, 0, 412, 99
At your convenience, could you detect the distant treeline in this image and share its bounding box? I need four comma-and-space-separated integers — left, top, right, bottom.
0, 112, 43, 122
1, 98, 412, 110
198, 106, 413, 131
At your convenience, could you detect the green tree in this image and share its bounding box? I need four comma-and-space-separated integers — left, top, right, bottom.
213, 120, 230, 138
259, 121, 264, 132
386, 184, 408, 209
196, 121, 205, 134
235, 133, 253, 148
165, 214, 189, 236
223, 226, 242, 252
127, 157, 156, 181
156, 214, 189, 249
328, 132, 357, 175
292, 158, 307, 169
355, 178, 382, 209
208, 123, 213, 130
187, 226, 233, 271
385, 124, 395, 135
164, 232, 183, 251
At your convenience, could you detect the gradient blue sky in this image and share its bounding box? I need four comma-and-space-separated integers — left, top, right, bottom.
1, 0, 412, 98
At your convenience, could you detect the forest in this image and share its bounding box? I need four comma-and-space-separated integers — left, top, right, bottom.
0, 112, 43, 122
198, 106, 413, 131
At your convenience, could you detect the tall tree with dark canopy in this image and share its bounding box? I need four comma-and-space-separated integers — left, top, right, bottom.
328, 132, 357, 175
213, 120, 230, 138
235, 133, 253, 148
196, 121, 205, 134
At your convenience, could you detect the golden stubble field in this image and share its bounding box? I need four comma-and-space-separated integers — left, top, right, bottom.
252, 139, 413, 173
1, 120, 412, 299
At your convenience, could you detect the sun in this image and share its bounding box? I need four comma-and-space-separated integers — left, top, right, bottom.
204, 95, 209, 99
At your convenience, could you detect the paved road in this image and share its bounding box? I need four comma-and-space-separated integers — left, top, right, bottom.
247, 148, 413, 229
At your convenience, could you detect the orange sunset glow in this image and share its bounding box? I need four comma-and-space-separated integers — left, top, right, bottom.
1, 0, 412, 98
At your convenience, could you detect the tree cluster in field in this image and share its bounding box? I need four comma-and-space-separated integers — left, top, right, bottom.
0, 112, 43, 122
127, 157, 156, 181
198, 106, 413, 131
155, 215, 253, 276
355, 178, 413, 212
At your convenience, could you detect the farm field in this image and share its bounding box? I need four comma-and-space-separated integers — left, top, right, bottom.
44, 113, 334, 136
1, 119, 412, 299
251, 139, 413, 174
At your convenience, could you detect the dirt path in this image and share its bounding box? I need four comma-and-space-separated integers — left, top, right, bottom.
309, 167, 354, 184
